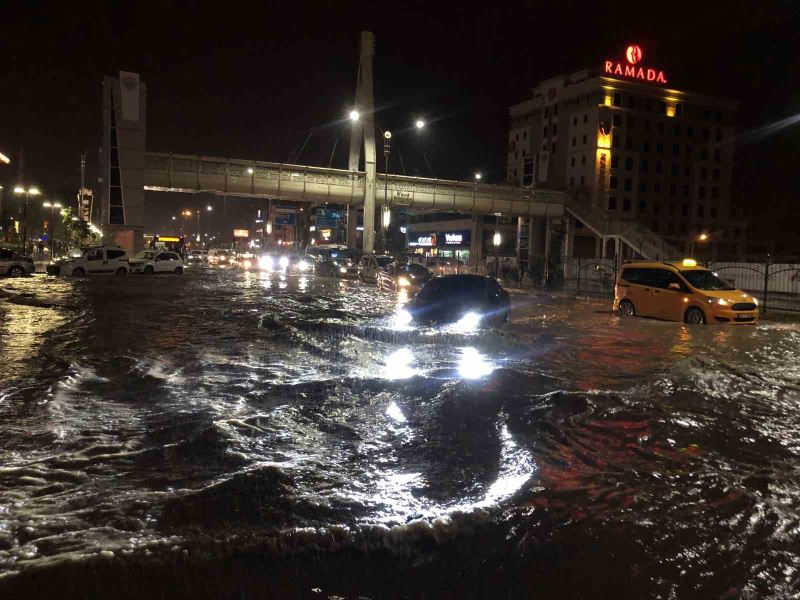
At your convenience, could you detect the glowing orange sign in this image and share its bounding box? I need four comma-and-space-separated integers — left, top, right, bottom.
604, 44, 667, 84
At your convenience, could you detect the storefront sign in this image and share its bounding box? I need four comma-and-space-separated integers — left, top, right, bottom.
604, 44, 667, 84
409, 233, 437, 247
233, 229, 249, 238
442, 230, 471, 246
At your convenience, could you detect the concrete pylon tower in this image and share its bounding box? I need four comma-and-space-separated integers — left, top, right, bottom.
347, 31, 377, 253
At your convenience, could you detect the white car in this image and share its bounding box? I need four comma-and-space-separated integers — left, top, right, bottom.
129, 250, 185, 274
0, 248, 35, 276
46, 245, 130, 276
208, 248, 232, 265
358, 254, 394, 282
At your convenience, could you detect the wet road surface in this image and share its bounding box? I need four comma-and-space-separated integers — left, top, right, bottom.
1, 267, 799, 598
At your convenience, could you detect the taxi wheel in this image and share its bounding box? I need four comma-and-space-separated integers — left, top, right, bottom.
618, 300, 636, 317
684, 307, 706, 325
115, 267, 128, 276
8, 266, 24, 277
73, 267, 86, 277
144, 266, 154, 275
175, 267, 183, 274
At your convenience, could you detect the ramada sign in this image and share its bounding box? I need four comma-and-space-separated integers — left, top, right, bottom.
604, 44, 667, 85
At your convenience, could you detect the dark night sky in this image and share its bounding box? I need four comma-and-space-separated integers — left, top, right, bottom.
1, 0, 799, 237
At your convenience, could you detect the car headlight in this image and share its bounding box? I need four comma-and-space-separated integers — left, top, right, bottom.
752, 297, 759, 306
339, 267, 347, 274
393, 309, 413, 328
455, 311, 481, 332
298, 261, 309, 271
279, 256, 289, 269
243, 259, 252, 269
258, 255, 273, 270
717, 298, 728, 306
397, 276, 410, 287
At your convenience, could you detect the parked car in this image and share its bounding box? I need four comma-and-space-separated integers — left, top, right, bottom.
425, 258, 463, 275
614, 259, 759, 324
358, 254, 394, 283
377, 262, 432, 292
395, 274, 510, 328
46, 245, 130, 276
305, 244, 350, 264
0, 248, 35, 276
129, 250, 185, 274
316, 257, 358, 279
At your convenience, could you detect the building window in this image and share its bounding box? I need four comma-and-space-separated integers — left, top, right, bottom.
645, 99, 653, 111
698, 186, 706, 198
583, 114, 588, 124
652, 221, 659, 232
715, 129, 723, 142
640, 181, 647, 192
702, 128, 710, 141
675, 103, 684, 117
671, 164, 679, 176
711, 187, 719, 199
626, 136, 634, 150
610, 176, 618, 189
553, 123, 558, 135
580, 175, 585, 185
573, 116, 578, 126
612, 135, 619, 149
673, 125, 681, 136
657, 123, 665, 134
570, 156, 575, 166
544, 107, 549, 118
613, 92, 621, 107
698, 205, 705, 217
713, 149, 721, 162
654, 181, 662, 193
655, 162, 663, 174
682, 185, 689, 197
523, 131, 527, 140
672, 143, 680, 155
639, 200, 647, 212
700, 148, 708, 160
515, 151, 519, 159
543, 126, 548, 137
668, 202, 675, 215
670, 184, 677, 197
641, 159, 649, 172
623, 198, 631, 211
581, 155, 586, 165
685, 145, 693, 157
611, 155, 619, 169
554, 104, 559, 116
710, 207, 718, 219
701, 167, 708, 180
684, 166, 691, 177
656, 142, 664, 154
515, 133, 519, 141
608, 196, 617, 209
642, 141, 650, 152
582, 134, 587, 144
682, 204, 688, 217
624, 157, 633, 170
572, 137, 576, 147
654, 202, 661, 215
569, 177, 574, 187
624, 178, 632, 192
644, 119, 651, 132
668, 222, 675, 234
613, 114, 621, 126
542, 143, 547, 151
627, 115, 635, 129
712, 168, 720, 181
687, 126, 694, 138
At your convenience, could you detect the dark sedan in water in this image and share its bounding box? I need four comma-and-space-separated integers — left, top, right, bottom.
395, 274, 510, 328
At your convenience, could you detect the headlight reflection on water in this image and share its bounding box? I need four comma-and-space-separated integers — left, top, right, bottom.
382, 347, 417, 380
458, 347, 494, 379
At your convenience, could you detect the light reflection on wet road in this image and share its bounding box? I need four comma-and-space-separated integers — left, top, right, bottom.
1, 267, 800, 597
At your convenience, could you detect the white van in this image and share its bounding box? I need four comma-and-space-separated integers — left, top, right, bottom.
46, 245, 130, 276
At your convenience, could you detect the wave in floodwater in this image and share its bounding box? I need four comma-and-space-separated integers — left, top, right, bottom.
1, 270, 800, 598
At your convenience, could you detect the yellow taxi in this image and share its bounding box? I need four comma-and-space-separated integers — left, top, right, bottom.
613, 259, 759, 324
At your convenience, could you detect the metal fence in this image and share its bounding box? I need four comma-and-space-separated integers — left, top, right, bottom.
488, 256, 800, 313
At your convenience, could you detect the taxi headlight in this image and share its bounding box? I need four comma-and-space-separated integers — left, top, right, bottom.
258, 255, 273, 270
394, 309, 413, 328
397, 276, 410, 287
279, 256, 289, 269
298, 261, 310, 271
455, 311, 481, 332
717, 298, 728, 306
339, 267, 347, 274
243, 259, 252, 269
752, 297, 759, 306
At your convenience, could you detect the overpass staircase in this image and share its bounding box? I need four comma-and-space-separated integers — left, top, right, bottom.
564, 194, 681, 260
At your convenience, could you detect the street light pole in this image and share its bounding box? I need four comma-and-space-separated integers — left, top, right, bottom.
382, 130, 391, 253
14, 186, 41, 254
42, 201, 62, 256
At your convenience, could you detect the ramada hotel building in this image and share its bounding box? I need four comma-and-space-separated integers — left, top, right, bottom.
506, 43, 740, 258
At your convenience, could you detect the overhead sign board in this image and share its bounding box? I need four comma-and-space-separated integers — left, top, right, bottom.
233, 229, 250, 238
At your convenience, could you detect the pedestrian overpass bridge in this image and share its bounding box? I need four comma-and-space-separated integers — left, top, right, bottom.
143, 152, 565, 217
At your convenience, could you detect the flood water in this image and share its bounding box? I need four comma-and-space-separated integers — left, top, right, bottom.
1, 267, 799, 598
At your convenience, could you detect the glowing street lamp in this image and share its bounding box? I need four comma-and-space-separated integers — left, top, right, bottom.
349, 110, 360, 122
42, 200, 63, 255
415, 119, 425, 129
689, 232, 710, 256
247, 167, 254, 175
14, 186, 41, 251
206, 205, 213, 211
474, 173, 482, 181
0, 152, 10, 165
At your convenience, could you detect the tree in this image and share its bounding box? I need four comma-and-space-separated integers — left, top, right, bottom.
61, 208, 100, 249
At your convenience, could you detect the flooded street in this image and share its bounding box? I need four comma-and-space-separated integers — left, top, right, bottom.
2, 267, 800, 598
